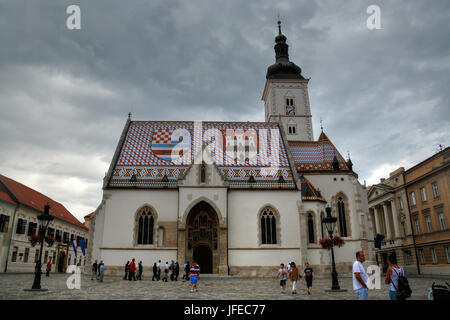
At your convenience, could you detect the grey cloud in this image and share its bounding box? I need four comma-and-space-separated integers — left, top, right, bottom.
0, 0, 449, 220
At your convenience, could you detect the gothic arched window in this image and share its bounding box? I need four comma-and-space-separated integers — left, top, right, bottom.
337, 197, 348, 237
260, 207, 278, 245
308, 213, 315, 244
137, 207, 156, 245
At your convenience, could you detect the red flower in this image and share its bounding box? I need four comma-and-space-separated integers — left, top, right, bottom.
319, 236, 345, 249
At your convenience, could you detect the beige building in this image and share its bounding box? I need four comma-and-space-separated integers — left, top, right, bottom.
368, 147, 450, 275
0, 174, 89, 273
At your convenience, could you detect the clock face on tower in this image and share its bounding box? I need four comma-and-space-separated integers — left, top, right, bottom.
285, 105, 296, 115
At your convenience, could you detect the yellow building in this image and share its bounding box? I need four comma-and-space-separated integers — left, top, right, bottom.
405, 147, 450, 275
368, 147, 450, 276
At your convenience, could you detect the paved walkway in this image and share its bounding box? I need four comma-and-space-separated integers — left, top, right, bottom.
0, 273, 448, 300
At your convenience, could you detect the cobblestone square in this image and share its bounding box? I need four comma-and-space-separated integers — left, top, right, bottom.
1, 273, 448, 300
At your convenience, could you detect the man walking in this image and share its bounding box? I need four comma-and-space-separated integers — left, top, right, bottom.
174, 261, 180, 281
137, 261, 143, 280
157, 260, 161, 281
129, 258, 137, 281
98, 262, 104, 282
123, 261, 130, 280
170, 260, 175, 281
91, 260, 98, 280
353, 251, 369, 300
152, 262, 158, 281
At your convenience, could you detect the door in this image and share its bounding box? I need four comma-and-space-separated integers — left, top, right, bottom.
193, 245, 213, 274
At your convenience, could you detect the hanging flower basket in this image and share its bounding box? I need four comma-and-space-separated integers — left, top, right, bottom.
45, 235, 55, 247
319, 236, 345, 249
28, 235, 55, 247
28, 235, 42, 247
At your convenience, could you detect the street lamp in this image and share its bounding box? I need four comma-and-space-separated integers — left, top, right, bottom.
24, 203, 54, 292
322, 203, 347, 292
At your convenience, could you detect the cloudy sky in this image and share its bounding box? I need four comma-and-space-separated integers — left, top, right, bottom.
0, 0, 449, 222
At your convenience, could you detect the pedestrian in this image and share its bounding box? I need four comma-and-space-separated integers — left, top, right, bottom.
157, 260, 161, 280
288, 262, 300, 294
302, 262, 314, 295
129, 258, 137, 281
46, 258, 52, 277
162, 261, 169, 282
183, 262, 187, 280
91, 259, 98, 280
98, 260, 103, 279
189, 261, 200, 292
385, 253, 406, 300
170, 260, 175, 281
137, 261, 143, 280
276, 263, 288, 294
152, 262, 158, 281
287, 262, 291, 272
174, 261, 180, 281
353, 251, 369, 300
185, 261, 190, 281
123, 261, 130, 280
98, 262, 104, 282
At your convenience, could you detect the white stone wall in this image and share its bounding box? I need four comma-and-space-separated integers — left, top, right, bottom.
228, 190, 303, 267
304, 173, 372, 264
99, 189, 178, 248
263, 79, 313, 141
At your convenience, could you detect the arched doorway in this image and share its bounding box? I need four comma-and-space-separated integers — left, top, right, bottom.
193, 245, 213, 274
57, 251, 65, 273
185, 201, 219, 274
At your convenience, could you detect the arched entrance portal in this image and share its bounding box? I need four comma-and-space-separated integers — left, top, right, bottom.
193, 245, 213, 274
185, 201, 219, 274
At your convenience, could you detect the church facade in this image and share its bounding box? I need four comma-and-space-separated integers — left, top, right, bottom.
87, 24, 374, 276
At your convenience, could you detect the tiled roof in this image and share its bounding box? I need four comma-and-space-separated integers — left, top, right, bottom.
108, 121, 296, 189
84, 212, 94, 219
0, 174, 87, 230
300, 176, 327, 202
288, 132, 350, 172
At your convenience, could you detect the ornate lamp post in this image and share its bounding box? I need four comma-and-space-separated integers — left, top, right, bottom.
24, 203, 54, 292
322, 203, 347, 292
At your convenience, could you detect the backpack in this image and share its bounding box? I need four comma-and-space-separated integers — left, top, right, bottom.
392, 268, 412, 299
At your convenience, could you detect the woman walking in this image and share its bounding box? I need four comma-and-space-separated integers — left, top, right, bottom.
385, 253, 406, 300
288, 262, 300, 294
303, 262, 315, 295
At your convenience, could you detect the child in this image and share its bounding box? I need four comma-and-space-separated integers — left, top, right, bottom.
303, 262, 315, 295
189, 261, 200, 292
276, 263, 288, 294
288, 262, 300, 294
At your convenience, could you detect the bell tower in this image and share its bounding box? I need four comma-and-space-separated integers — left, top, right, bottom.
262, 21, 313, 141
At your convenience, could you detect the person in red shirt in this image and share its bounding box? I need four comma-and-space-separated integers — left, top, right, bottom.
46, 258, 52, 277
128, 258, 137, 281
189, 261, 200, 292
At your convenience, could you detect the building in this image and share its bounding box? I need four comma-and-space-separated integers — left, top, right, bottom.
368, 147, 450, 276
0, 181, 18, 272
405, 147, 450, 275
88, 23, 373, 276
367, 168, 415, 273
0, 174, 89, 273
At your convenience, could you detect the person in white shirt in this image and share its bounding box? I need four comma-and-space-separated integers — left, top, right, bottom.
353, 251, 369, 300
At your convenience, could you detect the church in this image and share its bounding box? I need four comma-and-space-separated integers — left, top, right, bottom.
87, 23, 374, 276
